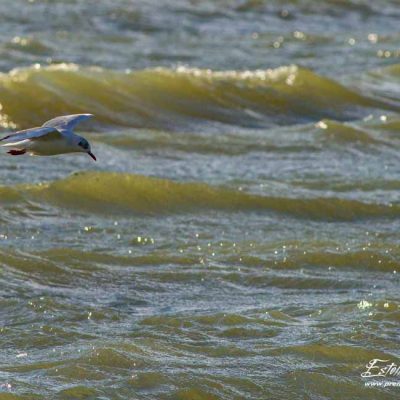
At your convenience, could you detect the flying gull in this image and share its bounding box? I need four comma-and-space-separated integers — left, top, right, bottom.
0, 114, 96, 161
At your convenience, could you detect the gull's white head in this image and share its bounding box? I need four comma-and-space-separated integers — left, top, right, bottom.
76, 136, 96, 161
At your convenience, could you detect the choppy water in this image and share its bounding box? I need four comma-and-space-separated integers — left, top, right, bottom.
1, 1, 400, 399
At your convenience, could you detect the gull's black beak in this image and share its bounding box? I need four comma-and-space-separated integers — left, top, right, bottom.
88, 151, 97, 161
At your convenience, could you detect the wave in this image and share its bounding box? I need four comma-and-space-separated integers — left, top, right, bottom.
101, 129, 322, 155
360, 63, 400, 108
0, 63, 395, 131
1, 171, 399, 221
315, 119, 386, 145
269, 249, 399, 272
98, 119, 392, 154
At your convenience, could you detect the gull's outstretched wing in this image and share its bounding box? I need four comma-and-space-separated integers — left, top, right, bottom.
0, 126, 61, 146
42, 114, 93, 131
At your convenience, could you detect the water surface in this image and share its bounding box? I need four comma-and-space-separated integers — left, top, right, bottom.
1, 1, 400, 399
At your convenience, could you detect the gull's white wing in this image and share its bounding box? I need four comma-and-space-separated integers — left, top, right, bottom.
42, 114, 93, 131
0, 126, 61, 146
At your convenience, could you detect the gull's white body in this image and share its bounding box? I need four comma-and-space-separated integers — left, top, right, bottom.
0, 114, 96, 160
1, 128, 77, 156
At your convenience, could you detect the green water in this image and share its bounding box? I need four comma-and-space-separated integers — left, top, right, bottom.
1, 1, 400, 399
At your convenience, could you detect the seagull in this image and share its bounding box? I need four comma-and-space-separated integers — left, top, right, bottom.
0, 114, 96, 161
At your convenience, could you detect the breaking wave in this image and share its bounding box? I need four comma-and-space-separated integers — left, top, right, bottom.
0, 63, 395, 131
1, 171, 399, 221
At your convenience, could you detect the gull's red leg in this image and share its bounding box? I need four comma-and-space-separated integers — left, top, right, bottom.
8, 149, 27, 156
